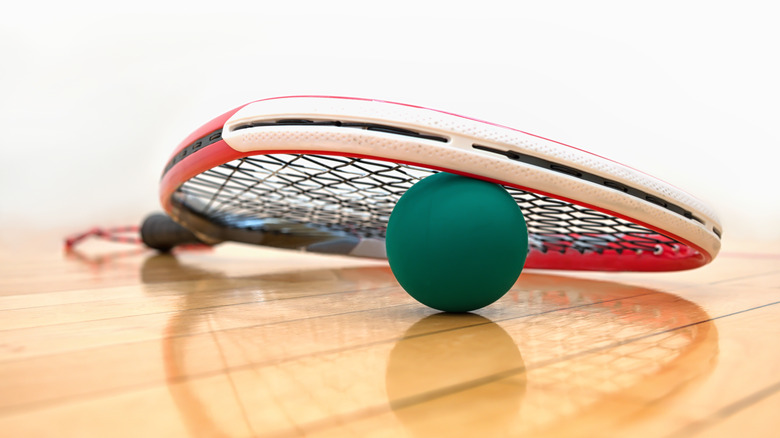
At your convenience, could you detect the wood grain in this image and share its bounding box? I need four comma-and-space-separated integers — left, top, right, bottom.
1, 235, 778, 437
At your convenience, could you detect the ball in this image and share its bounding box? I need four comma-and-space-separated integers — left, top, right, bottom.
386, 172, 528, 312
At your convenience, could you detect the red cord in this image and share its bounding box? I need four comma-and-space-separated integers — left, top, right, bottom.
64, 225, 142, 250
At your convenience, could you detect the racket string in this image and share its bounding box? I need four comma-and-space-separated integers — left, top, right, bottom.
177, 154, 681, 255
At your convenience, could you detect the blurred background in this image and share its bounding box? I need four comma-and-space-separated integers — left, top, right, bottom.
2, 0, 778, 247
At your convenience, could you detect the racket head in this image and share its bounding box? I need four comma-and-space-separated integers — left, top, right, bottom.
158, 96, 722, 271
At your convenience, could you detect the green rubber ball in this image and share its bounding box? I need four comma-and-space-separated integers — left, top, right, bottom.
386, 172, 528, 312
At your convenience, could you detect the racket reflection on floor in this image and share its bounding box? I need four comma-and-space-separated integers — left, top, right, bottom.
141, 255, 718, 437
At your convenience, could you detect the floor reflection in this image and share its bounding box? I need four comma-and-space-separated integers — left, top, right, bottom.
386, 314, 526, 436
140, 253, 718, 437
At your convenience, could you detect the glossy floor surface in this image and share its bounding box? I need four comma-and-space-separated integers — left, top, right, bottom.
1, 237, 779, 437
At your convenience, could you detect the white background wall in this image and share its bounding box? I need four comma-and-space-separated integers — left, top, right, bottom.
2, 1, 778, 244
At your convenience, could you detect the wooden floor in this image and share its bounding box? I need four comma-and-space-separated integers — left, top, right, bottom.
1, 235, 779, 437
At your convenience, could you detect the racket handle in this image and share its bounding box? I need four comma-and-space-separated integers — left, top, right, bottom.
140, 213, 206, 251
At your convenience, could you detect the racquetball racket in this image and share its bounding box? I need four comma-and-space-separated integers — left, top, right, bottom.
144, 96, 722, 271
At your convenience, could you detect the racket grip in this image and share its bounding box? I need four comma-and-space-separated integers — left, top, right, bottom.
140, 213, 206, 251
